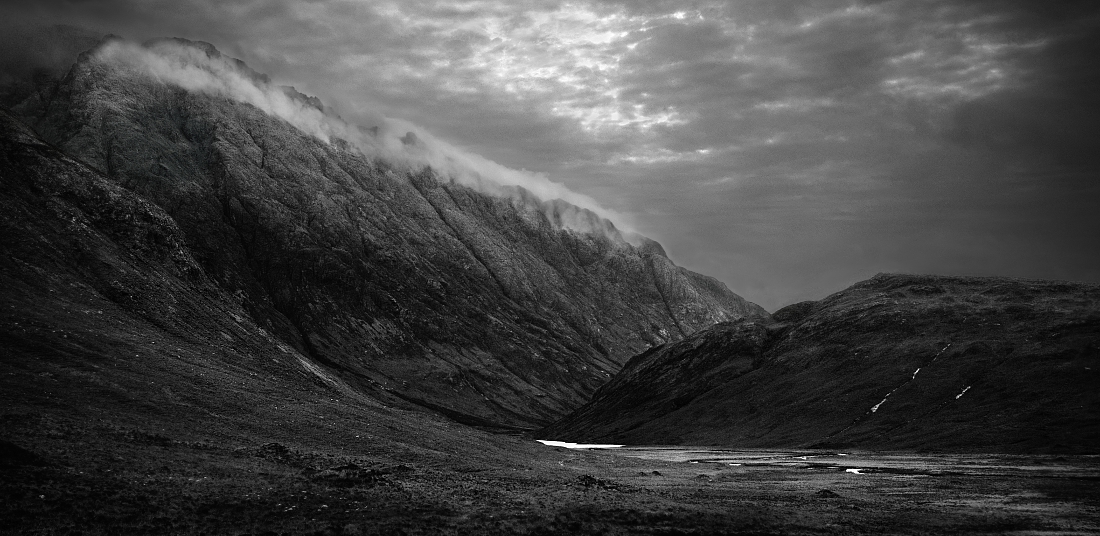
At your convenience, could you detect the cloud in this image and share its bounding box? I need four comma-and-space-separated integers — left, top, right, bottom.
384, 116, 633, 233
4, 0, 1100, 309
91, 37, 632, 236
96, 39, 357, 143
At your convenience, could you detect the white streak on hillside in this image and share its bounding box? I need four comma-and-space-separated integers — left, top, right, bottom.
92, 39, 630, 234
870, 387, 898, 413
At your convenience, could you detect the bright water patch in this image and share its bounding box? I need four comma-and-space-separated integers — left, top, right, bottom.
536, 440, 624, 449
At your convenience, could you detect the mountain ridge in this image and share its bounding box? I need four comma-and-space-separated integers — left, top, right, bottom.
7, 36, 767, 428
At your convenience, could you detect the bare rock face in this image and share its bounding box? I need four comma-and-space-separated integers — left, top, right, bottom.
10, 38, 767, 428
542, 273, 1100, 453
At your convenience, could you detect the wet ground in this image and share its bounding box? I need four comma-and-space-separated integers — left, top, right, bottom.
612, 446, 1100, 478
578, 446, 1100, 534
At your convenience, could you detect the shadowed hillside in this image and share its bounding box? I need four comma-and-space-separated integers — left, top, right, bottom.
542, 273, 1100, 452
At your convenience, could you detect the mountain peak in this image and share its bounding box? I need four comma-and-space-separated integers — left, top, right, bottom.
8, 43, 767, 426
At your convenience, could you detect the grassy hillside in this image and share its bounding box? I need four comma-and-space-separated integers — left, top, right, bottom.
543, 273, 1100, 452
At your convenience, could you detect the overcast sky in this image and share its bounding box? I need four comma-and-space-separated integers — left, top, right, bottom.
6, 0, 1100, 310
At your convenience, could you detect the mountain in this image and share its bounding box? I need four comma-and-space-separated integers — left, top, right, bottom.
0, 105, 420, 457
7, 36, 766, 429
541, 273, 1100, 453
0, 107, 638, 533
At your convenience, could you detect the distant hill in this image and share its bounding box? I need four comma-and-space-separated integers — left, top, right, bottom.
5, 36, 766, 428
542, 273, 1100, 452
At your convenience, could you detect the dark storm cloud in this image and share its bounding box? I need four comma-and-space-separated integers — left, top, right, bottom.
3, 0, 1099, 309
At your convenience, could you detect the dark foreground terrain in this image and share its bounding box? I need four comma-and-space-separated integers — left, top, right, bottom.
4, 410, 1100, 535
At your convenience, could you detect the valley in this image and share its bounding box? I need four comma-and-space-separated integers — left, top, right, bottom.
1, 33, 1098, 535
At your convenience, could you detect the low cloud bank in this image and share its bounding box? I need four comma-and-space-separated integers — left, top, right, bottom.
94, 38, 632, 238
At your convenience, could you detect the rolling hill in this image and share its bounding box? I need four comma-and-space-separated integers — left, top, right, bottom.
542, 273, 1100, 452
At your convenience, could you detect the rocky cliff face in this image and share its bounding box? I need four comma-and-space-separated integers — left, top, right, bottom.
9, 38, 766, 428
542, 273, 1100, 452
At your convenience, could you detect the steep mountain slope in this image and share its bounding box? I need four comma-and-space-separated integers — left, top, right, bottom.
542, 273, 1100, 452
0, 106, 422, 456
10, 37, 766, 428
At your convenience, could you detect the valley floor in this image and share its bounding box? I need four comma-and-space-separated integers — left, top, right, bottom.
3, 416, 1098, 535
